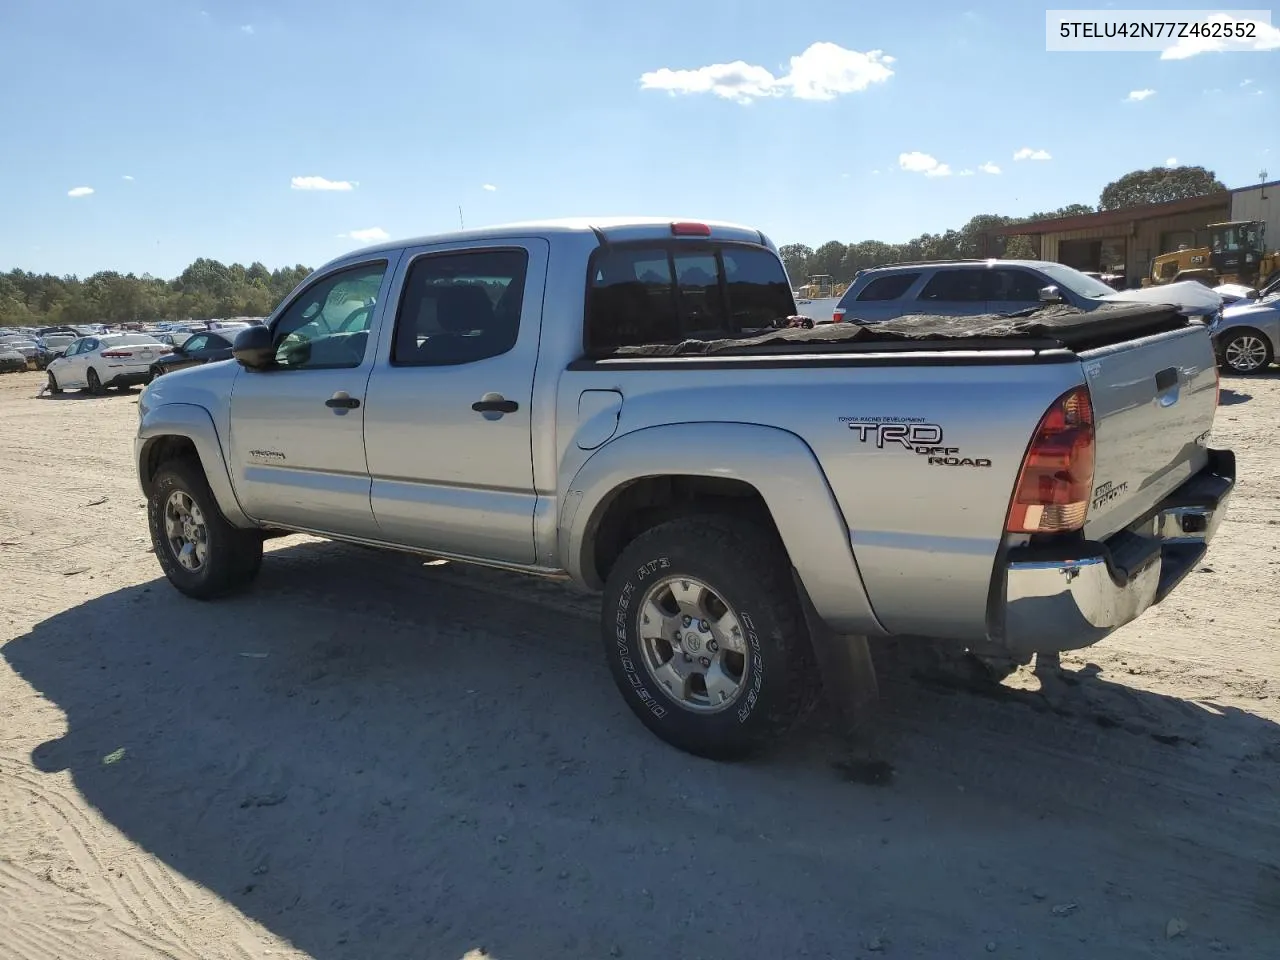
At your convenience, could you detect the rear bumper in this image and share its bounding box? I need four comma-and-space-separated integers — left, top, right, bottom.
105, 370, 152, 388
1000, 448, 1234, 655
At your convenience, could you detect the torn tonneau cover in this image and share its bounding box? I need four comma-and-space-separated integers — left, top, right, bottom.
607, 301, 1194, 358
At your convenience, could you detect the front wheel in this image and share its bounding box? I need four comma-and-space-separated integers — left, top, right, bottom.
1220, 329, 1274, 374
148, 459, 264, 599
601, 515, 818, 760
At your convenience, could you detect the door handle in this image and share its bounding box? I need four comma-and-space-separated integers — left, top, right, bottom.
325, 392, 361, 410
472, 396, 519, 414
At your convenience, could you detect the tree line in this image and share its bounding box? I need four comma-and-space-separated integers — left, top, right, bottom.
0, 258, 314, 328
0, 166, 1227, 327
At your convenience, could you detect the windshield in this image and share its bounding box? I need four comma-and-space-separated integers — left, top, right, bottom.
1211, 223, 1261, 254
1036, 262, 1116, 299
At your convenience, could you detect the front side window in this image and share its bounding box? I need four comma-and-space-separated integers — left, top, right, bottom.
272, 261, 387, 370
183, 334, 209, 352
986, 269, 1045, 302
391, 249, 528, 366
586, 242, 793, 353
919, 270, 985, 302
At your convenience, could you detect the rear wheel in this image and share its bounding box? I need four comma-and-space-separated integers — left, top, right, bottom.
85, 368, 104, 395
46, 371, 61, 394
1220, 329, 1273, 374
601, 515, 817, 760
148, 459, 264, 599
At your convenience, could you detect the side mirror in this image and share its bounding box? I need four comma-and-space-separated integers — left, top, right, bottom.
1038, 285, 1063, 303
232, 325, 276, 370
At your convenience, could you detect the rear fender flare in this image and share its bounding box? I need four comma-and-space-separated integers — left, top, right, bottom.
559, 422, 886, 637
136, 402, 253, 528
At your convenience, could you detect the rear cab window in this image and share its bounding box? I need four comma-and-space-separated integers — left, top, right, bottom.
585, 242, 794, 355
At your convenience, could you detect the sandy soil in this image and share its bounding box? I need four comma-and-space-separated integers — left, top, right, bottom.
0, 367, 1277, 960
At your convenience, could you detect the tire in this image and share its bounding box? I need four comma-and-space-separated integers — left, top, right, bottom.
1219, 329, 1274, 374
149, 366, 163, 382
86, 368, 104, 395
601, 515, 817, 760
148, 458, 263, 600
46, 371, 61, 394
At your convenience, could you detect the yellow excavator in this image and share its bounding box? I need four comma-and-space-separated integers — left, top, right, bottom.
1145, 220, 1280, 289
795, 275, 850, 299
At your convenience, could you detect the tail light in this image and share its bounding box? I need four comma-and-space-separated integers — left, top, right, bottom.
100, 350, 134, 358
670, 221, 711, 237
833, 307, 846, 323
1006, 385, 1096, 534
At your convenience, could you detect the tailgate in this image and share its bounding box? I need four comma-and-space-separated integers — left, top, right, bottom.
1080, 325, 1218, 540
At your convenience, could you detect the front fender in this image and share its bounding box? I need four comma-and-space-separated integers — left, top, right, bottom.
135, 402, 253, 528
559, 422, 886, 637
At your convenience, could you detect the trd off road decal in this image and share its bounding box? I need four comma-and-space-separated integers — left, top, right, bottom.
839, 416, 992, 468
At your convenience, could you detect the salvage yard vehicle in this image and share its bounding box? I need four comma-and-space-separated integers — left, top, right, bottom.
148, 331, 235, 380
1210, 285, 1280, 373
832, 259, 1221, 326
46, 333, 170, 394
0, 345, 25, 373
135, 218, 1234, 759
1147, 220, 1280, 290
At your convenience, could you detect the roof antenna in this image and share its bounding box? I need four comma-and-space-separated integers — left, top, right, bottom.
459, 206, 465, 229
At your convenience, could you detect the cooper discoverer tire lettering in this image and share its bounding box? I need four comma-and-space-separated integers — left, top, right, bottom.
601, 515, 817, 760
147, 458, 264, 600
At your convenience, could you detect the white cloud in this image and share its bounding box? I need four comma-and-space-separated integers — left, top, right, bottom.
1126, 88, 1156, 101
639, 41, 894, 104
1161, 15, 1280, 59
1013, 147, 1052, 161
1166, 156, 1179, 167
122, 175, 134, 181
870, 169, 880, 175
67, 186, 94, 197
343, 227, 389, 243
957, 169, 975, 176
290, 175, 356, 191
979, 161, 1002, 174
1242, 78, 1255, 86
482, 183, 497, 192
240, 24, 254, 35
898, 151, 951, 177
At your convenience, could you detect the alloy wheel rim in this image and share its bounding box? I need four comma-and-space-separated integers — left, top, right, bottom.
163, 490, 209, 572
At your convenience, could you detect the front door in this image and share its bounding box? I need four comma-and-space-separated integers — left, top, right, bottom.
984, 267, 1048, 315
364, 239, 547, 565
227, 257, 396, 539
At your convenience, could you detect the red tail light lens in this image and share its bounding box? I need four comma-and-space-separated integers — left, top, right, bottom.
833, 308, 846, 323
1006, 386, 1096, 534
100, 350, 134, 358
670, 221, 711, 237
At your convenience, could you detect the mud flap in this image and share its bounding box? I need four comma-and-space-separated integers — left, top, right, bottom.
791, 568, 879, 740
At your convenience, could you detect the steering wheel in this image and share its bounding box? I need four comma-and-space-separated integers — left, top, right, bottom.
337, 304, 373, 333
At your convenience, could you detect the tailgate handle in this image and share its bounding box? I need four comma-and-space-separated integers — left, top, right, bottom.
1154, 367, 1178, 392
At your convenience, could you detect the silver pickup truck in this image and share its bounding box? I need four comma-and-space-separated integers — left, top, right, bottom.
135, 218, 1234, 759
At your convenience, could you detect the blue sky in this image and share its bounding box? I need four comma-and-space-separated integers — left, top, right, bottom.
1, 0, 1276, 277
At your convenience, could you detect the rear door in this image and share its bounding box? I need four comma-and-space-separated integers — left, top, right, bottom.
1080, 326, 1219, 540
363, 239, 547, 565
912, 269, 989, 316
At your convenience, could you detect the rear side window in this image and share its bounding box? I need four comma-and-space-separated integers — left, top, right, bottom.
585, 243, 793, 353
855, 272, 920, 302
391, 249, 528, 366
919, 270, 985, 302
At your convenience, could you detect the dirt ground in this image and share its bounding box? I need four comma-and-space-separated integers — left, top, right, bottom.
0, 367, 1277, 960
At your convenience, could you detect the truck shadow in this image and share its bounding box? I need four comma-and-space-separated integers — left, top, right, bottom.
5, 539, 1279, 959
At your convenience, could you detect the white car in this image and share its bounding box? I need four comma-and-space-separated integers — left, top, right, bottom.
46, 333, 170, 394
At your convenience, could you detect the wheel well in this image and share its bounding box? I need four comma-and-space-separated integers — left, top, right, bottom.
140, 435, 200, 496
589, 475, 783, 584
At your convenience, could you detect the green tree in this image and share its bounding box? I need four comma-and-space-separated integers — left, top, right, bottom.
1098, 166, 1227, 211
1001, 236, 1039, 259
778, 243, 813, 283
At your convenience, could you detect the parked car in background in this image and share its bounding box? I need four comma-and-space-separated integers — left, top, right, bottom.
0, 335, 40, 368
148, 331, 235, 380
833, 259, 1221, 325
0, 345, 26, 373
1210, 286, 1280, 373
46, 333, 170, 394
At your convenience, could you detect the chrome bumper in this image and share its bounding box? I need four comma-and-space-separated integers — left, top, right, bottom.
1001, 448, 1234, 654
